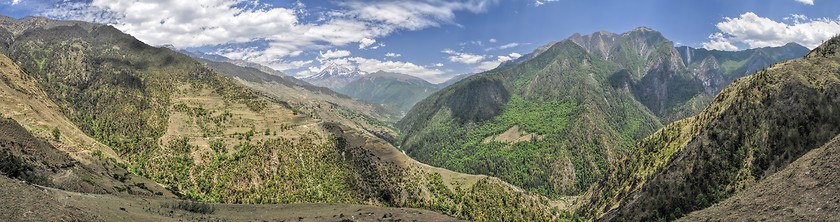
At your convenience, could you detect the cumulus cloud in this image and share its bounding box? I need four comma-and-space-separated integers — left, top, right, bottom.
703, 33, 738, 51
703, 12, 840, 50
384, 52, 401, 57
359, 38, 377, 49
795, 0, 814, 5
318, 49, 351, 61
442, 49, 485, 64
489, 38, 497, 43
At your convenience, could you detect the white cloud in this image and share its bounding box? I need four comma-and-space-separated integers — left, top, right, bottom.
534, 0, 559, 7
434, 63, 444, 67
489, 38, 497, 43
703, 33, 739, 51
460, 40, 484, 47
703, 12, 840, 50
336, 0, 496, 31
485, 42, 522, 51
359, 38, 377, 49
385, 52, 401, 57
795, 0, 814, 5
318, 49, 351, 61
477, 52, 522, 71
498, 42, 519, 49
442, 49, 485, 64
11, 0, 22, 5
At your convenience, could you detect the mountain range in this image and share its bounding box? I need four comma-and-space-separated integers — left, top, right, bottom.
397, 27, 809, 199
304, 65, 477, 114
1, 14, 838, 222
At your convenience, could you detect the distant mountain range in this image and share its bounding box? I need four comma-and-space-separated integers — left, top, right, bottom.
300, 63, 367, 89
179, 48, 477, 116
337, 71, 441, 113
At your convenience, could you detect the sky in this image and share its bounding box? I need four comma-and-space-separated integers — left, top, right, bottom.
1, 0, 839, 83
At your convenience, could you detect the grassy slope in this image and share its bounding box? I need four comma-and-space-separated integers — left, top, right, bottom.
399, 40, 662, 198
197, 58, 400, 143
580, 36, 840, 221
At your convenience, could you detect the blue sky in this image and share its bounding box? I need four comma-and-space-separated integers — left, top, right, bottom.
2, 0, 839, 83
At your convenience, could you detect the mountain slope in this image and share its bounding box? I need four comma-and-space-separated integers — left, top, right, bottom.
679, 134, 840, 221
338, 71, 440, 113
398, 39, 663, 198
0, 51, 173, 197
580, 36, 840, 221
0, 16, 558, 221
194, 57, 400, 142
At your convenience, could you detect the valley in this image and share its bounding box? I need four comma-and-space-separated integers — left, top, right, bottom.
1, 1, 839, 221
397, 27, 808, 199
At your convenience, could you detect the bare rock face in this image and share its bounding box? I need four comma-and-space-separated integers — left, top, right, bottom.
692, 55, 725, 95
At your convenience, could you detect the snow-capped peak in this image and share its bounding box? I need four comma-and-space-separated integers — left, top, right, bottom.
304, 63, 366, 80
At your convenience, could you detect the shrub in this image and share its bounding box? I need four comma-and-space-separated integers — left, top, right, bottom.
51, 127, 60, 141
162, 200, 215, 214
0, 150, 32, 179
